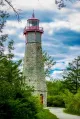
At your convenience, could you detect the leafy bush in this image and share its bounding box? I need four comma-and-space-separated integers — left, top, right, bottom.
0, 80, 14, 103
63, 89, 80, 115
47, 95, 65, 107
8, 97, 39, 119
0, 92, 41, 119
36, 109, 58, 119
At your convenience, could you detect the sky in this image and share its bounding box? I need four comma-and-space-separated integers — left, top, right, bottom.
3, 0, 80, 79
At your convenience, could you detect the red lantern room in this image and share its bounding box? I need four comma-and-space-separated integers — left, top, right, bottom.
24, 12, 44, 35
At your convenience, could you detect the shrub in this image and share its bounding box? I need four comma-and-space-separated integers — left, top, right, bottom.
63, 89, 80, 115
47, 95, 65, 107
0, 96, 41, 119
0, 82, 41, 119
8, 97, 38, 119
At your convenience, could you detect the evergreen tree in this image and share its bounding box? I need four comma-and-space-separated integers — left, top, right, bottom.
43, 51, 56, 78
63, 56, 80, 93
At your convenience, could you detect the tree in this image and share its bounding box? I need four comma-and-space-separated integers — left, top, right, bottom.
55, 0, 80, 9
42, 51, 56, 78
0, 10, 9, 56
0, 0, 20, 20
63, 56, 80, 93
47, 80, 65, 107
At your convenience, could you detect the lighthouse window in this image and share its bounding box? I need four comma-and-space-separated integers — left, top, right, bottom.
28, 20, 39, 27
29, 21, 32, 27
32, 21, 37, 26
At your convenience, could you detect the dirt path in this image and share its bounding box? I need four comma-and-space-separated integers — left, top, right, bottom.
48, 107, 80, 119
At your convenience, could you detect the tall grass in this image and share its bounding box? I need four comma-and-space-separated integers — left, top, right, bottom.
62, 89, 80, 115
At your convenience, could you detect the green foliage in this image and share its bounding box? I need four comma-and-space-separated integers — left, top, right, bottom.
47, 80, 65, 95
62, 89, 80, 115
47, 79, 80, 115
0, 92, 41, 119
47, 95, 65, 107
0, 56, 40, 119
0, 55, 23, 88
8, 97, 40, 119
43, 51, 56, 77
0, 80, 14, 103
47, 80, 65, 107
36, 109, 58, 119
63, 56, 80, 94
7, 40, 14, 59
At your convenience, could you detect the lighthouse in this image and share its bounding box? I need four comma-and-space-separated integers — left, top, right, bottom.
23, 12, 47, 106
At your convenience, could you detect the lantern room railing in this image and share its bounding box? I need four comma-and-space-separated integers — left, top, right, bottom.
23, 26, 43, 34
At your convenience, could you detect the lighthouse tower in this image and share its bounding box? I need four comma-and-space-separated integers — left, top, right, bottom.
23, 12, 47, 106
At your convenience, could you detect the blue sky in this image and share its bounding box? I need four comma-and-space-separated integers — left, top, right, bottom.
3, 0, 80, 79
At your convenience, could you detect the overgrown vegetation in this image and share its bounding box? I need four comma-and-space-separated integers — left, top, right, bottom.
47, 80, 65, 107
36, 109, 58, 119
47, 56, 80, 115
63, 89, 80, 115
63, 56, 80, 94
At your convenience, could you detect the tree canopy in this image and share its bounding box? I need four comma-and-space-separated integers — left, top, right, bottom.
63, 56, 80, 93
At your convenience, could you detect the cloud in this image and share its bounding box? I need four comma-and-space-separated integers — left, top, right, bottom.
51, 70, 63, 79
14, 42, 25, 48
73, 1, 80, 8
18, 33, 25, 40
52, 62, 66, 70
6, 20, 26, 29
14, 52, 24, 57
68, 12, 80, 32
69, 46, 80, 51
41, 14, 80, 35
12, 0, 57, 11
3, 28, 16, 35
13, 57, 19, 61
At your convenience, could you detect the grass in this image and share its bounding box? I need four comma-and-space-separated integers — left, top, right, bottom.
36, 109, 58, 119
63, 109, 80, 116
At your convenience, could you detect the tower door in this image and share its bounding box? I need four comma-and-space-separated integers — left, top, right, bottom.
40, 94, 43, 104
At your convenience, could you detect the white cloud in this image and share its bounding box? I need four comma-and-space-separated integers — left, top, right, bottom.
51, 70, 63, 79
73, 1, 80, 8
6, 20, 26, 29
13, 57, 19, 61
5, 6, 80, 38
4, 48, 8, 55
14, 43, 25, 48
68, 12, 80, 32
3, 29, 16, 35
41, 14, 80, 35
18, 33, 25, 40
42, 42, 58, 47
69, 46, 80, 51
53, 62, 66, 70
14, 52, 24, 57
12, 0, 57, 11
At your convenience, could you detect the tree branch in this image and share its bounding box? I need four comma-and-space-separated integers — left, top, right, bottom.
4, 0, 20, 21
